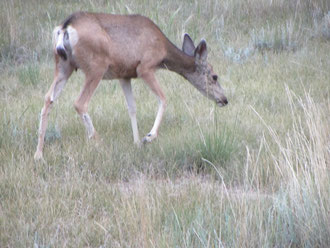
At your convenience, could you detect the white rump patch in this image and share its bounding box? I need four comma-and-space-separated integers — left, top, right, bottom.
52, 25, 79, 55
53, 26, 65, 52
67, 26, 79, 49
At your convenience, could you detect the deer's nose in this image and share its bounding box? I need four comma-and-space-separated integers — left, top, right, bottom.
216, 97, 228, 107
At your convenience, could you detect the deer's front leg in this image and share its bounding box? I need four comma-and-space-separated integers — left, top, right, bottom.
119, 79, 140, 144
139, 70, 166, 144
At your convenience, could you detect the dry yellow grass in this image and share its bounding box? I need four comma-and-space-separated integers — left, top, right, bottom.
0, 0, 329, 247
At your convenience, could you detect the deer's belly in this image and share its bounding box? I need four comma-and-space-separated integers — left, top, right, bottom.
102, 62, 139, 80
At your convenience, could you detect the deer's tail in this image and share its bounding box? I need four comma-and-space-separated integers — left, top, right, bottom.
53, 23, 78, 61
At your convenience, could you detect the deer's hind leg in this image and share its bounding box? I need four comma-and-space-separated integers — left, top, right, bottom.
119, 78, 140, 144
73, 66, 107, 141
34, 57, 74, 160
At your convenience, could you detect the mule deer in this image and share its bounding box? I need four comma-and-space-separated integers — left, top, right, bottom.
34, 12, 228, 160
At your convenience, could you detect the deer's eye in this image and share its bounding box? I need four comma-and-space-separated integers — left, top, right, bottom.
212, 75, 218, 81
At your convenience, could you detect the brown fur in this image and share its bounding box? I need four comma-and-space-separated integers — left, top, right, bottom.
34, 12, 228, 160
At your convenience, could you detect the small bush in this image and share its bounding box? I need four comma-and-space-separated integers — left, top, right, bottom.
198, 124, 238, 167
45, 123, 61, 143
251, 20, 301, 53
320, 11, 330, 40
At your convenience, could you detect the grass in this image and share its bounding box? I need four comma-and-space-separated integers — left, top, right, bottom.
0, 0, 330, 247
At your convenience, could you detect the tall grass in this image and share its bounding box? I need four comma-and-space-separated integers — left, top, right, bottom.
0, 0, 329, 247
249, 87, 330, 246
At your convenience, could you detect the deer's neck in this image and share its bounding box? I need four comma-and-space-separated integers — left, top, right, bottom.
162, 43, 195, 79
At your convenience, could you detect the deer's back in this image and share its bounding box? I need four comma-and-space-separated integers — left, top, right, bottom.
65, 12, 169, 79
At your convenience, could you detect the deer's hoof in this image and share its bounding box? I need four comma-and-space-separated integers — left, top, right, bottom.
142, 133, 155, 144
89, 131, 100, 141
34, 151, 44, 161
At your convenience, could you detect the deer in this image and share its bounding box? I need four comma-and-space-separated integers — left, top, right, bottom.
34, 12, 228, 160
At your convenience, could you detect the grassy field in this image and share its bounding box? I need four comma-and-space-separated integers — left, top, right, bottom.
0, 0, 329, 247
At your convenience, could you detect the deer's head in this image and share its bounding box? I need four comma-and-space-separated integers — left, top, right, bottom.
182, 34, 228, 107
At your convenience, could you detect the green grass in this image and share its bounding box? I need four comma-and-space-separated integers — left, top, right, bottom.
1, 0, 330, 247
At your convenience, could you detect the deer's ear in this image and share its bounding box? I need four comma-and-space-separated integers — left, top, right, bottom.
182, 34, 195, 57
194, 39, 208, 62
